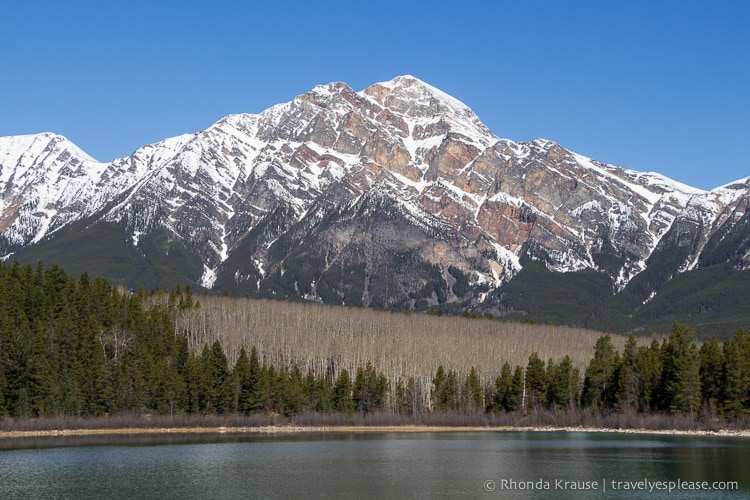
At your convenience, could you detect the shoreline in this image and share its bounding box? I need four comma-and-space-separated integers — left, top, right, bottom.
2, 424, 749, 440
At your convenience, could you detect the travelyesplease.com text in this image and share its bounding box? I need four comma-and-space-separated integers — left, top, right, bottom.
483, 477, 739, 493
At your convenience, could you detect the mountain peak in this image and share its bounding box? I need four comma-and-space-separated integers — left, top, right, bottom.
363, 75, 469, 113
0, 132, 101, 173
2, 76, 749, 335
373, 74, 457, 101
360, 75, 494, 142
305, 80, 356, 99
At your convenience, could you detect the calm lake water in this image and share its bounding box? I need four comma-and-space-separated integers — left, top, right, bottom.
0, 431, 748, 499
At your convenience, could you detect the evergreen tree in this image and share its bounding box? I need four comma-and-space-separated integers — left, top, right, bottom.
525, 352, 547, 412
234, 347, 252, 414
661, 323, 701, 415
270, 367, 289, 415
490, 362, 514, 412
635, 340, 662, 412
74, 313, 108, 416
510, 365, 524, 413
254, 364, 273, 413
699, 336, 723, 414
581, 335, 618, 409
395, 376, 419, 416
462, 367, 483, 413
247, 347, 263, 412
210, 341, 234, 413
353, 365, 371, 414
432, 365, 449, 411
305, 369, 332, 413
11, 316, 57, 416
184, 352, 205, 413
547, 355, 579, 410
545, 359, 559, 410
445, 369, 460, 411
616, 336, 639, 412
373, 369, 389, 413
332, 368, 354, 414
353, 362, 387, 415
192, 344, 212, 413
284, 364, 305, 416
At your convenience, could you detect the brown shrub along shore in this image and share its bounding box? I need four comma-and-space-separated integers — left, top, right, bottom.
2, 411, 749, 440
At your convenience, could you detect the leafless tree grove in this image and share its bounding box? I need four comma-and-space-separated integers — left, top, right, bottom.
163, 295, 636, 408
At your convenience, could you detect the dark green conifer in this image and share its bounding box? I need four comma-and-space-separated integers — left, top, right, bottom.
581, 335, 618, 409
462, 367, 483, 413
699, 336, 723, 414
332, 368, 354, 414
661, 323, 701, 415
525, 352, 547, 412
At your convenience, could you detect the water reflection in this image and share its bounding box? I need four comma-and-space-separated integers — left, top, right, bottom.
0, 431, 267, 450
0, 431, 747, 499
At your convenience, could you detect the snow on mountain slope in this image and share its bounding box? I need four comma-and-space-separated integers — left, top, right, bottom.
0, 133, 109, 248
1, 76, 747, 300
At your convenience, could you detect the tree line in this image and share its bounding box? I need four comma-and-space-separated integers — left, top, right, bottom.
0, 262, 747, 422
483, 325, 749, 419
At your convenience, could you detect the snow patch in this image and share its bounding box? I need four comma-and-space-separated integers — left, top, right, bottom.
489, 242, 522, 282
200, 265, 217, 289
253, 257, 266, 278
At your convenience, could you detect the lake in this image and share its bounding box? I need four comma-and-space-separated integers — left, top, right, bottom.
1, 431, 748, 498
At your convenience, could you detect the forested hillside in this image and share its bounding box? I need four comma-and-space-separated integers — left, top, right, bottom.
0, 262, 748, 422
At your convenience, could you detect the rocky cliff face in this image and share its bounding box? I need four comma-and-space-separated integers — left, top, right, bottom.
2, 75, 748, 332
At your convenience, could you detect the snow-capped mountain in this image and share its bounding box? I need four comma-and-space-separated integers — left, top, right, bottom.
2, 76, 748, 334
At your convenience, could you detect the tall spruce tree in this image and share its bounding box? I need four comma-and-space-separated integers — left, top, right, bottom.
661, 323, 701, 415
699, 336, 724, 414
462, 367, 483, 413
490, 362, 514, 412
525, 352, 547, 412
581, 335, 618, 410
432, 366, 449, 411
547, 355, 579, 410
285, 364, 305, 416
234, 347, 252, 414
332, 368, 354, 414
635, 340, 663, 412
616, 336, 639, 412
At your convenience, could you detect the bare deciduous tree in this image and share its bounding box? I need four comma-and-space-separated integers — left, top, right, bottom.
156, 294, 640, 408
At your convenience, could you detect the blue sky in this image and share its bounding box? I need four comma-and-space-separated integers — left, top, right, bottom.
1, 0, 747, 190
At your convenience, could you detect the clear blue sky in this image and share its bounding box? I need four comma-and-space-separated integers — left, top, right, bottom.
1, 1, 747, 190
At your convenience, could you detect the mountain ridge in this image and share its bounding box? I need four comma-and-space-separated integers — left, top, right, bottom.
1, 76, 748, 335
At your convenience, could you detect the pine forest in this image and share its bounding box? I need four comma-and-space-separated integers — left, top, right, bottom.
0, 262, 748, 428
